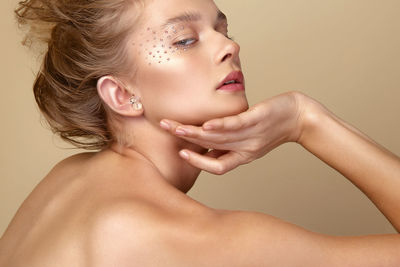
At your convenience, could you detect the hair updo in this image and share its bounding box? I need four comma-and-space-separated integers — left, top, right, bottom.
15, 0, 143, 150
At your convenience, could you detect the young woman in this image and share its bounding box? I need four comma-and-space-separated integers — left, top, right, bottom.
1, 0, 399, 266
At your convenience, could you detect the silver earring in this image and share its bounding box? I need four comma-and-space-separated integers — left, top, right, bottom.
129, 95, 143, 110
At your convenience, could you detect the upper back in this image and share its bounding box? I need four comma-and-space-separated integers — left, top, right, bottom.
0, 153, 98, 266
0, 151, 221, 267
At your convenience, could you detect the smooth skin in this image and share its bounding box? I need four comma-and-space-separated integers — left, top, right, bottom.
1, 0, 399, 265
160, 91, 400, 265
2, 92, 399, 266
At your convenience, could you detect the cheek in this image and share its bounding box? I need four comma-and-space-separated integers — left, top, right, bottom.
138, 60, 214, 123
131, 25, 187, 67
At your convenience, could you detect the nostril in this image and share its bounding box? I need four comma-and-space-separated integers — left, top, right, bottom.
222, 53, 231, 62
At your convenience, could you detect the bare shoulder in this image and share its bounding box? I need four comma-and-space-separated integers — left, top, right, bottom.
210, 210, 331, 266
48, 152, 96, 174
86, 197, 219, 266
90, 207, 400, 266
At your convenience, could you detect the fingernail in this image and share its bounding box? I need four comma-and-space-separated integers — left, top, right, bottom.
175, 127, 187, 136
160, 120, 170, 130
179, 150, 190, 160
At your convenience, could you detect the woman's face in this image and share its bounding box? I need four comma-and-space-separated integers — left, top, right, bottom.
126, 0, 249, 126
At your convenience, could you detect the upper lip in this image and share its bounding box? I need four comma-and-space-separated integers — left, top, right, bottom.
217, 70, 244, 89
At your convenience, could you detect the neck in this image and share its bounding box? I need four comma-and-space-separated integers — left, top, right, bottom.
109, 118, 207, 193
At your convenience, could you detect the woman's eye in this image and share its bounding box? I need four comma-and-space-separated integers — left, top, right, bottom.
174, 38, 197, 47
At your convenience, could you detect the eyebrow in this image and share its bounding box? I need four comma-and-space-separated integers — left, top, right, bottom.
161, 10, 227, 28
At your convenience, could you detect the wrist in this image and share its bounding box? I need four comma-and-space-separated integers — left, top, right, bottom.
294, 92, 330, 146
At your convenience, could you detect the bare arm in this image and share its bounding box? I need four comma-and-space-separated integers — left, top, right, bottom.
217, 210, 400, 266
297, 94, 400, 232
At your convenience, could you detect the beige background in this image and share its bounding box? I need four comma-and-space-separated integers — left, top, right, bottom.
1, 0, 399, 236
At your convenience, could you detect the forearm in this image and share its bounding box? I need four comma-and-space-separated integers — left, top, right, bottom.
298, 97, 400, 232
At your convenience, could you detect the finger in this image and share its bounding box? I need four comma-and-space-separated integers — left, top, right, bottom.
160, 119, 239, 150
159, 119, 183, 132
179, 149, 244, 175
204, 149, 229, 158
161, 119, 246, 145
202, 108, 260, 131
170, 133, 245, 152
160, 119, 208, 138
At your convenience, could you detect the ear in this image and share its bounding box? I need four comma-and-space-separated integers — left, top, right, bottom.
97, 76, 143, 117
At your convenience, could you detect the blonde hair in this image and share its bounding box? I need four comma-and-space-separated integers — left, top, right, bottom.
15, 0, 144, 150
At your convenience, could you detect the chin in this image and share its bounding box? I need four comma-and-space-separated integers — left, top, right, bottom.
178, 97, 249, 126
215, 99, 249, 118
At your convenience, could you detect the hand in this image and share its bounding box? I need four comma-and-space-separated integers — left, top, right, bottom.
160, 91, 307, 175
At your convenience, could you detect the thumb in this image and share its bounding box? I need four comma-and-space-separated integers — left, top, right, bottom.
179, 149, 244, 175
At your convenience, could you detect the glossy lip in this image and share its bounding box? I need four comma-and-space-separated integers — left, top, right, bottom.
216, 70, 245, 91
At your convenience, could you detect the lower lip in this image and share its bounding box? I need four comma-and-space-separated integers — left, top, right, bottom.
217, 83, 245, 92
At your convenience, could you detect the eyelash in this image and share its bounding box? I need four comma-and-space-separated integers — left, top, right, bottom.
173, 35, 235, 47
174, 38, 197, 47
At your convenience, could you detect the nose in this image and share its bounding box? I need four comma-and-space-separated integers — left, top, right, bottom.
215, 37, 241, 65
